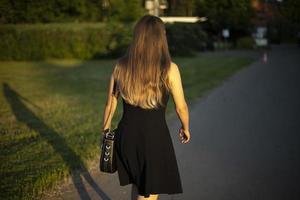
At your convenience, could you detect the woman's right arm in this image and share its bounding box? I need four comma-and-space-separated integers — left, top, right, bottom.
168, 62, 191, 143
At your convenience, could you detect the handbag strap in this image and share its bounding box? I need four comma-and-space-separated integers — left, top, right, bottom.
103, 79, 117, 132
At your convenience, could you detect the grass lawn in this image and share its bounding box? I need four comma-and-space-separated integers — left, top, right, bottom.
0, 54, 256, 200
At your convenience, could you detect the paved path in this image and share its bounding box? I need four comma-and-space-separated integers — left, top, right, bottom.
43, 44, 300, 200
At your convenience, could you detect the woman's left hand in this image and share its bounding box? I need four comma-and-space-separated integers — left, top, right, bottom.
179, 128, 191, 144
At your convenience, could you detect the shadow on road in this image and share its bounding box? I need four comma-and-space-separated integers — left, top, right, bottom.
3, 82, 111, 200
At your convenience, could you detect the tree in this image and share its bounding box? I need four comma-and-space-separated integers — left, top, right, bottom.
194, 0, 255, 33
0, 0, 103, 23
104, 0, 145, 23
166, 0, 195, 16
279, 0, 300, 31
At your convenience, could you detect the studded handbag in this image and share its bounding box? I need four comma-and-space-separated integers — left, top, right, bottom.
99, 80, 118, 173
100, 128, 117, 173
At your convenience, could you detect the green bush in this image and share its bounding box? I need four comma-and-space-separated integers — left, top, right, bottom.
165, 22, 208, 56
0, 21, 211, 60
0, 22, 133, 61
213, 41, 233, 50
236, 36, 255, 49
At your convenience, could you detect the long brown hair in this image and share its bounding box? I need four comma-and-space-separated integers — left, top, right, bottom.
113, 15, 172, 109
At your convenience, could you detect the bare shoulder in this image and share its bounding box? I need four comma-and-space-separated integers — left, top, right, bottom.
112, 62, 120, 78
170, 61, 179, 72
168, 61, 181, 83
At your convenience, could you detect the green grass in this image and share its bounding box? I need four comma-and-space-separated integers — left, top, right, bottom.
0, 55, 256, 199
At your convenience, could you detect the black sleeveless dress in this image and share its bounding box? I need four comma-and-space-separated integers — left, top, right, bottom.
115, 87, 183, 197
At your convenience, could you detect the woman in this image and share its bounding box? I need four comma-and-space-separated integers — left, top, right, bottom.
102, 15, 191, 200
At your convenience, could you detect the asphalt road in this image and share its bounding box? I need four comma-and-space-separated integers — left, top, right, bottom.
43, 44, 300, 200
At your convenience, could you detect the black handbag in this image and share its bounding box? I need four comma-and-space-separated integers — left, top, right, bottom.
99, 80, 118, 173
100, 128, 117, 173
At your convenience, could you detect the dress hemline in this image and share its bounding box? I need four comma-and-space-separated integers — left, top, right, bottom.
119, 180, 183, 198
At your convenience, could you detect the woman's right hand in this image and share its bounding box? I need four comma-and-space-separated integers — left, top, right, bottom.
179, 127, 191, 144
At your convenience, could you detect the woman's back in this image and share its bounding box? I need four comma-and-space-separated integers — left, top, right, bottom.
115, 78, 183, 198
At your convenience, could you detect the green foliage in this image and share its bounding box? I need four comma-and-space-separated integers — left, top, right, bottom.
165, 22, 208, 56
280, 0, 300, 27
213, 41, 233, 50
166, 0, 195, 16
0, 0, 145, 24
0, 22, 133, 61
236, 36, 255, 49
0, 0, 104, 23
194, 0, 255, 32
0, 21, 209, 60
277, 0, 300, 41
105, 0, 146, 22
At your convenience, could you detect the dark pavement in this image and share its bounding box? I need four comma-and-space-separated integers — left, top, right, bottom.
43, 44, 300, 200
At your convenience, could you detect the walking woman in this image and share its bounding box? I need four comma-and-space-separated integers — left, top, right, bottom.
101, 15, 191, 200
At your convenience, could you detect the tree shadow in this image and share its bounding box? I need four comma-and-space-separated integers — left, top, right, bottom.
2, 82, 111, 200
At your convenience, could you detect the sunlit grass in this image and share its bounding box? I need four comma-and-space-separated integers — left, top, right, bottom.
0, 55, 255, 199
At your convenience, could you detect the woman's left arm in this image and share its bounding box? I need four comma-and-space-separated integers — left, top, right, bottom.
101, 69, 119, 131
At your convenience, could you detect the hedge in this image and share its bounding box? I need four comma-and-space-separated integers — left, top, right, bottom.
166, 22, 208, 56
236, 36, 256, 49
0, 22, 208, 60
0, 22, 133, 61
